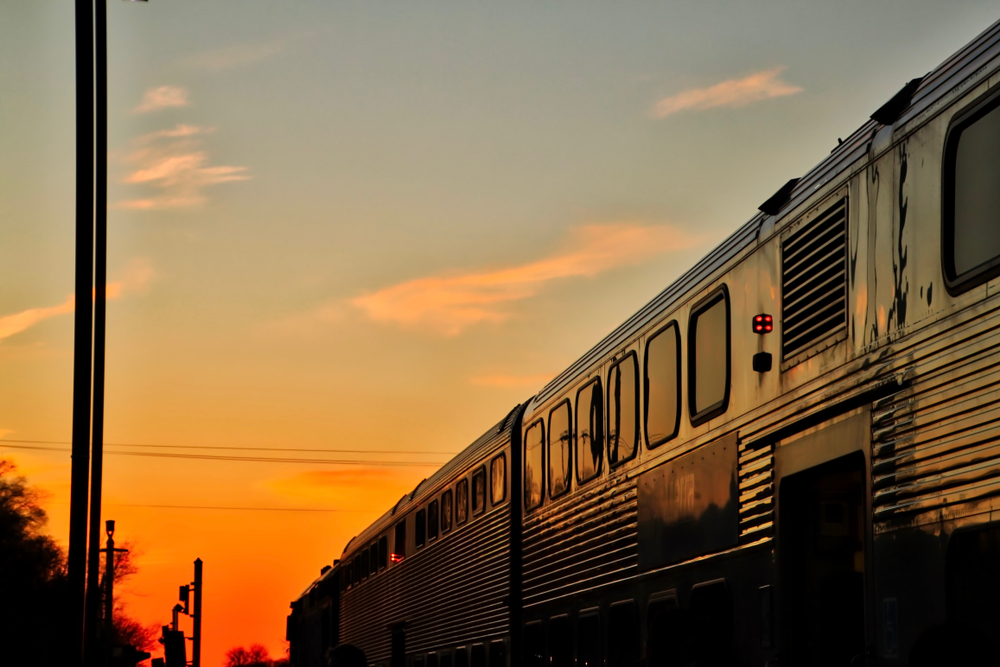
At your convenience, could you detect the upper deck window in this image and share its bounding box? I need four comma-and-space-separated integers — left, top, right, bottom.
428, 500, 439, 541
472, 467, 486, 515
441, 489, 454, 533
416, 509, 426, 548
548, 401, 571, 498
944, 90, 1000, 293
378, 535, 388, 570
457, 478, 469, 525
576, 379, 604, 483
689, 287, 730, 425
608, 352, 639, 466
524, 420, 545, 510
490, 454, 507, 504
645, 323, 680, 449
394, 519, 406, 560
361, 548, 370, 580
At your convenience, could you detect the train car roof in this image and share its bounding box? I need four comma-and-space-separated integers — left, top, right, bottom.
532, 16, 1000, 409
341, 404, 520, 557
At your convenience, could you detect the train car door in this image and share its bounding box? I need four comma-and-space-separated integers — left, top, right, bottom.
775, 410, 873, 667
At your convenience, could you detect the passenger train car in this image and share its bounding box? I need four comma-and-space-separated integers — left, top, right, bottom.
289, 18, 1000, 667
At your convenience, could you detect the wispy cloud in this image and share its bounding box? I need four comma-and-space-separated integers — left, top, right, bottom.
654, 67, 803, 118
469, 373, 554, 388
351, 223, 706, 336
0, 258, 155, 344
134, 86, 190, 114
116, 122, 250, 211
182, 40, 285, 72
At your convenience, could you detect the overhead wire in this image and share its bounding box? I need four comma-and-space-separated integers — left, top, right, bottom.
0, 443, 446, 467
0, 438, 455, 456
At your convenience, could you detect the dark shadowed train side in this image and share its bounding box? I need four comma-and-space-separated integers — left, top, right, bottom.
292, 18, 1000, 667
288, 408, 525, 667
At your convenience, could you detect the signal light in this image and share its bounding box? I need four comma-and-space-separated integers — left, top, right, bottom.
753, 314, 773, 334
390, 553, 404, 564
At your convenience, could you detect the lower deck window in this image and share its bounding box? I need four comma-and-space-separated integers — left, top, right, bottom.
577, 612, 602, 667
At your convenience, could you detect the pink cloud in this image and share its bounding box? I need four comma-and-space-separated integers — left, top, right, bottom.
116, 124, 250, 210
654, 67, 803, 118
0, 259, 155, 343
469, 373, 554, 388
133, 86, 190, 114
351, 223, 706, 336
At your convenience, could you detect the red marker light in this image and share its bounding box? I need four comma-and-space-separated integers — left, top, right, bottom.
752, 314, 773, 334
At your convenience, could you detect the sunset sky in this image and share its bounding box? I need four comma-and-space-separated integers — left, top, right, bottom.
2, 1, 998, 664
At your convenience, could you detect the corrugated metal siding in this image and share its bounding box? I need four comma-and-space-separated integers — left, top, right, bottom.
340, 499, 511, 663
872, 302, 1000, 522
522, 477, 638, 608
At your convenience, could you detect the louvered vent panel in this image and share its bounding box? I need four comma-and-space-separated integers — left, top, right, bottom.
781, 198, 848, 361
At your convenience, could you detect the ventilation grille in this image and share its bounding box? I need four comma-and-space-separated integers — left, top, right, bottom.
781, 198, 848, 361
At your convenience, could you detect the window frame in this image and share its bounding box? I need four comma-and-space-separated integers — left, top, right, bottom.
644, 321, 682, 450
471, 465, 487, 516
415, 508, 426, 548
490, 453, 507, 505
688, 285, 731, 426
393, 518, 407, 560
370, 540, 378, 576
942, 86, 1000, 295
524, 418, 546, 512
378, 535, 388, 571
575, 377, 604, 486
547, 398, 573, 499
607, 351, 640, 468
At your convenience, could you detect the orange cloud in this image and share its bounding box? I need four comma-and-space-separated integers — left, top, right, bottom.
117, 122, 250, 210
134, 85, 191, 114
654, 67, 803, 118
351, 223, 705, 336
469, 373, 554, 388
0, 258, 155, 343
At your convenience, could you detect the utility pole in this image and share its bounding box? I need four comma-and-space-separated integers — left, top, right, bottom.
98, 521, 128, 649
193, 558, 203, 667
68, 0, 96, 659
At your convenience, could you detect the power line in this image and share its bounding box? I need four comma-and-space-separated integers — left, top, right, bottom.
110, 503, 351, 512
0, 438, 455, 456
0, 444, 444, 467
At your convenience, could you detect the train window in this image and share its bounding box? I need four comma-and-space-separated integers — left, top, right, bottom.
944, 89, 1000, 293
442, 489, 454, 533
413, 655, 425, 667
689, 287, 730, 425
416, 509, 427, 548
428, 500, 439, 541
946, 524, 1000, 650
361, 548, 370, 580
440, 651, 452, 667
577, 611, 602, 667
353, 555, 361, 585
548, 615, 572, 667
523, 622, 545, 667
608, 601, 639, 667
378, 536, 388, 570
427, 654, 438, 667
457, 478, 469, 526
472, 466, 487, 515
370, 541, 378, 576
548, 400, 572, 498
491, 454, 507, 504
471, 644, 486, 667
645, 323, 680, 449
646, 595, 678, 667
343, 563, 351, 590
394, 519, 407, 560
524, 420, 545, 511
608, 352, 639, 466
455, 647, 468, 667
489, 640, 506, 667
576, 379, 604, 484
